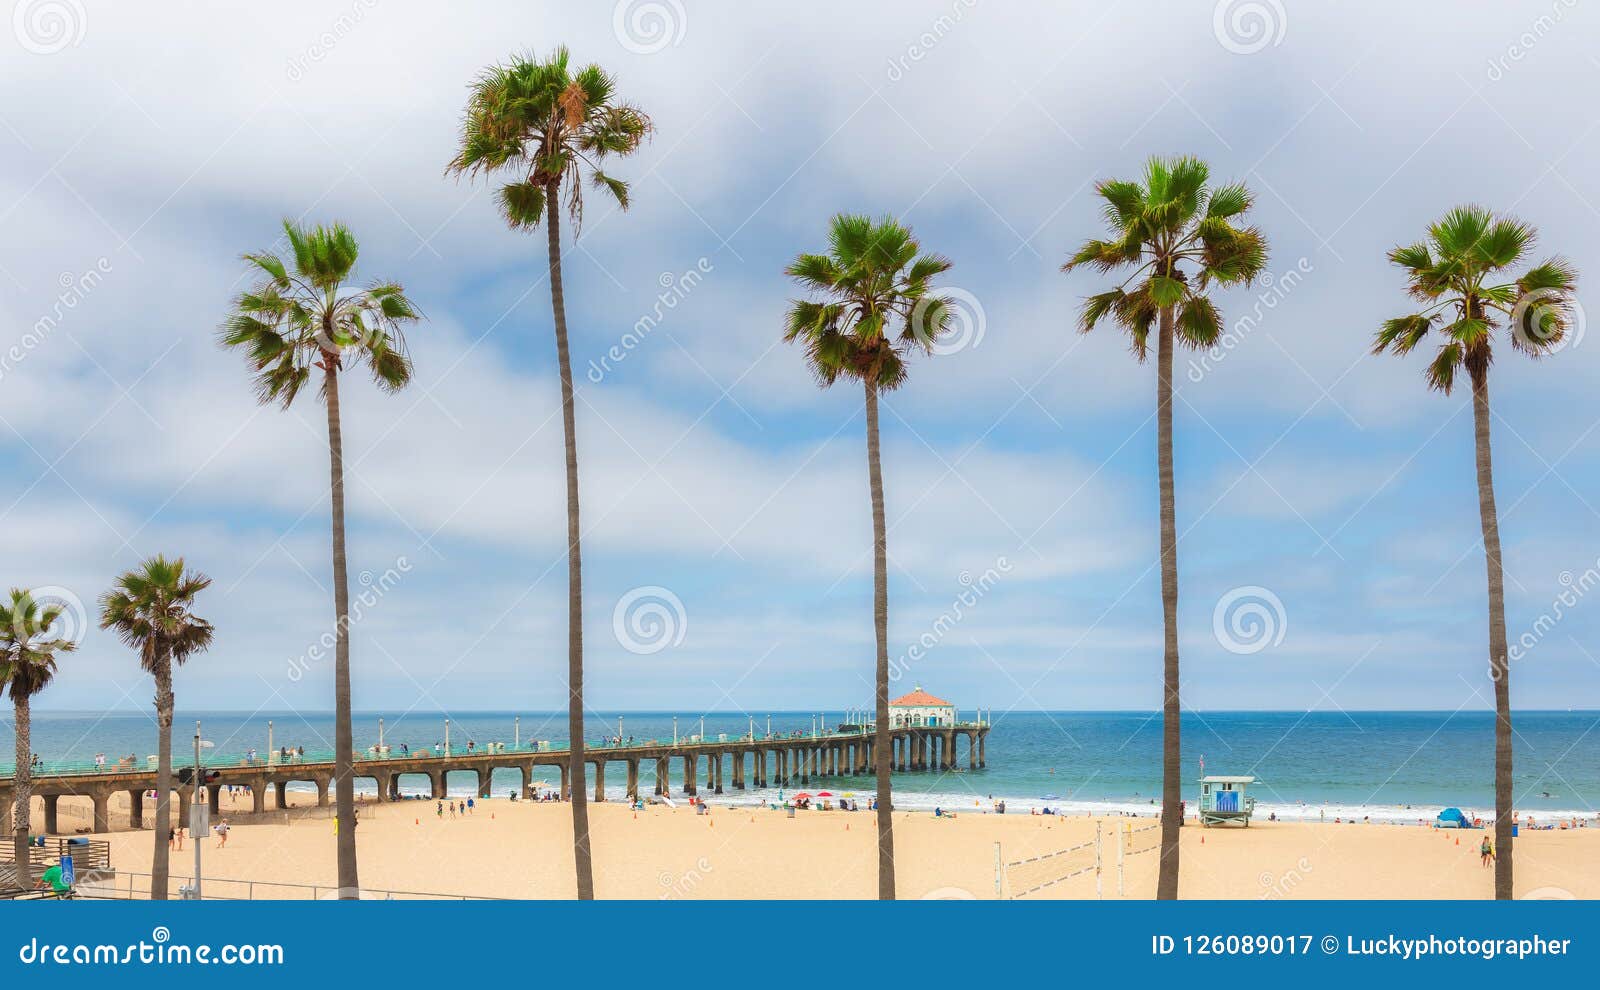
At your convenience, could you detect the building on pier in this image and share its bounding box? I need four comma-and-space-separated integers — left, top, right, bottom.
888, 687, 955, 727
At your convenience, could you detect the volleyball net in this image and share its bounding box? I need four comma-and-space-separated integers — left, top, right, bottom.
995, 820, 1163, 899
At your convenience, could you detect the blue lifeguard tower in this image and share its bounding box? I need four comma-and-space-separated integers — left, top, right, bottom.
1197, 775, 1258, 827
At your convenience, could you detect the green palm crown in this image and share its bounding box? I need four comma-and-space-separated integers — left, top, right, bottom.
782, 214, 955, 391
1372, 204, 1578, 392
218, 220, 421, 408
1064, 154, 1266, 357
445, 46, 653, 231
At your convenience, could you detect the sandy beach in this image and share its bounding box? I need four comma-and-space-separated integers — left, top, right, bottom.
37, 790, 1600, 900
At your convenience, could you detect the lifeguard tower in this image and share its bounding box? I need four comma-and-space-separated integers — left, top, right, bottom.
1197, 775, 1257, 827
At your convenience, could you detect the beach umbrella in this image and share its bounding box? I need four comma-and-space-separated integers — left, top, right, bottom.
792, 792, 811, 800
817, 791, 833, 797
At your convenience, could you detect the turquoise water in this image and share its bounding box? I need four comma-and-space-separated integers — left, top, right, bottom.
12, 710, 1600, 824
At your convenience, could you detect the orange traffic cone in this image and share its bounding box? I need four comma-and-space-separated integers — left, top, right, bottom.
1201, 835, 1205, 844
1455, 837, 1460, 846
414, 818, 419, 825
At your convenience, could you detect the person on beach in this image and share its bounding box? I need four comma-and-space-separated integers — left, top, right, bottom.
214, 819, 230, 848
466, 797, 475, 814
35, 859, 72, 897
436, 800, 443, 818
1480, 836, 1493, 867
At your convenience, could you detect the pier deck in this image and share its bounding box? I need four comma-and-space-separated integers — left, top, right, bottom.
0, 723, 989, 834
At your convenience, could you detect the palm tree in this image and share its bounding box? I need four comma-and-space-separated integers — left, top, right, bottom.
0, 589, 78, 890
1373, 205, 1576, 900
218, 220, 421, 899
783, 214, 955, 900
1063, 156, 1266, 899
98, 557, 213, 900
446, 47, 651, 901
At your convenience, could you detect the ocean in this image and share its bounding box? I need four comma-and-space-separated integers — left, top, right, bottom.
11, 710, 1600, 825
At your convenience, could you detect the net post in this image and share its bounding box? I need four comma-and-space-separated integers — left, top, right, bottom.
1095, 821, 1103, 900
1118, 821, 1127, 897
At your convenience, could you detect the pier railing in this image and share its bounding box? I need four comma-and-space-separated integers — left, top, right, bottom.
2, 720, 991, 780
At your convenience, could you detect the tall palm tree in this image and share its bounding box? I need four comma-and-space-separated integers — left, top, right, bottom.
218, 220, 421, 899
0, 589, 78, 890
783, 214, 955, 900
446, 47, 651, 901
1373, 205, 1577, 900
98, 558, 213, 900
1063, 156, 1266, 899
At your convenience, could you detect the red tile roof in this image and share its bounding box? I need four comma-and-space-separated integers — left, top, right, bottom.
889, 688, 952, 707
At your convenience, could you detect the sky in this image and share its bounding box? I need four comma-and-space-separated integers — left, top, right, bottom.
2, 0, 1599, 715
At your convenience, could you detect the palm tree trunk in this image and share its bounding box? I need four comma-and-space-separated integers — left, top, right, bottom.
1470, 368, 1514, 899
11, 694, 31, 890
864, 379, 896, 900
151, 660, 174, 899
546, 181, 594, 901
1155, 305, 1182, 900
323, 362, 359, 899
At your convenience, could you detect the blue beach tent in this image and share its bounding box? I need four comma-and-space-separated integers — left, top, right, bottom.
1436, 807, 1468, 828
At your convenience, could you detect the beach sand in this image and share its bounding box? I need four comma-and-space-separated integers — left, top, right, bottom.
40, 790, 1600, 899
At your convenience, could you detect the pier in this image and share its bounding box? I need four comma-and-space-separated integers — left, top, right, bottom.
0, 723, 989, 835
